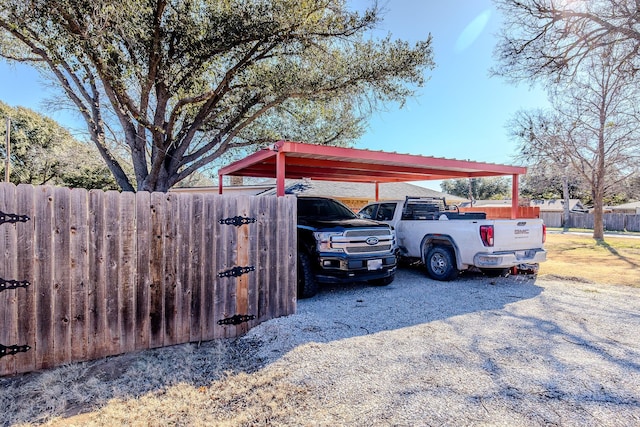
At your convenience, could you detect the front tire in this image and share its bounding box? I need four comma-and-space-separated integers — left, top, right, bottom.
425, 246, 458, 281
297, 252, 318, 299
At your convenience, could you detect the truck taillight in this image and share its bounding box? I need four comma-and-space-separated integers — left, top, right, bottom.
542, 224, 547, 244
480, 225, 494, 247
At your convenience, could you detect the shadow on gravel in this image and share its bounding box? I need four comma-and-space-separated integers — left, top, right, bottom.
0, 266, 544, 426
456, 289, 640, 424
241, 266, 544, 359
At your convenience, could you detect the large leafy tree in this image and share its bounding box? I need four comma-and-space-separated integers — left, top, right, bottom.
0, 101, 118, 189
0, 0, 434, 192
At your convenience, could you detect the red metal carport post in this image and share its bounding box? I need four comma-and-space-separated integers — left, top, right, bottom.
276, 149, 286, 196
511, 174, 519, 219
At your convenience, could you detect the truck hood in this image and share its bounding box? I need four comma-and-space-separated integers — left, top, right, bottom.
298, 217, 389, 230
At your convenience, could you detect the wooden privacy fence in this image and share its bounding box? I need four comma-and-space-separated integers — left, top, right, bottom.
540, 212, 640, 232
0, 183, 297, 376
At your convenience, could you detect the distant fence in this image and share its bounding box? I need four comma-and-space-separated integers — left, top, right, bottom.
459, 206, 540, 219
540, 212, 640, 232
0, 183, 296, 376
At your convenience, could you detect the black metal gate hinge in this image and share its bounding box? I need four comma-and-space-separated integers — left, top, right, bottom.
0, 278, 30, 292
218, 266, 255, 278
0, 344, 31, 358
218, 216, 256, 227
217, 314, 256, 326
0, 211, 30, 225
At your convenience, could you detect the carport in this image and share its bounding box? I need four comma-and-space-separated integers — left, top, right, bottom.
218, 141, 527, 219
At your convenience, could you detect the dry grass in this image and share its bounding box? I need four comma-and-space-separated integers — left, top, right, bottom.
54, 368, 311, 427
539, 231, 640, 287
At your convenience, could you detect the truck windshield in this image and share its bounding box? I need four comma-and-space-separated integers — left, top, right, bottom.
298, 198, 357, 219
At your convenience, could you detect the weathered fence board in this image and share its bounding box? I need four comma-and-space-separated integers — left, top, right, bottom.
280, 196, 297, 316
256, 196, 272, 322
135, 191, 151, 351
69, 188, 89, 363
236, 196, 251, 337
0, 183, 296, 376
603, 213, 625, 232
540, 212, 562, 228
188, 194, 203, 343
119, 191, 136, 355
35, 186, 55, 370
15, 184, 36, 375
53, 186, 71, 367
177, 194, 192, 344
0, 184, 17, 376
210, 195, 224, 340
627, 215, 640, 232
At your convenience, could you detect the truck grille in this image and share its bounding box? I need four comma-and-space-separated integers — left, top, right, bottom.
333, 228, 395, 255
343, 229, 391, 237
347, 244, 393, 253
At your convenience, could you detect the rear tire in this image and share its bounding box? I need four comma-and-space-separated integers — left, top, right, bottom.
297, 252, 318, 299
425, 246, 458, 281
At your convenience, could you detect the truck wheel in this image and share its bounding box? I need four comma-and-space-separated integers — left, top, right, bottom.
370, 275, 394, 286
297, 252, 318, 299
425, 246, 458, 281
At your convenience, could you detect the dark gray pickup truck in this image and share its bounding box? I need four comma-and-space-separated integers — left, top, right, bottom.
296, 196, 397, 298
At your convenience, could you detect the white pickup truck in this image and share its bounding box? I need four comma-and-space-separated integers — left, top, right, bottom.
358, 197, 547, 280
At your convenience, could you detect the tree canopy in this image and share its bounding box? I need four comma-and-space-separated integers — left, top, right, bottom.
0, 0, 434, 192
440, 177, 511, 201
0, 101, 118, 189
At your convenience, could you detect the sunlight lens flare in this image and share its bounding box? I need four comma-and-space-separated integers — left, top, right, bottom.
455, 9, 491, 52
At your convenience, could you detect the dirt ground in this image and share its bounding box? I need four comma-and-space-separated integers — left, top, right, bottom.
2, 267, 639, 426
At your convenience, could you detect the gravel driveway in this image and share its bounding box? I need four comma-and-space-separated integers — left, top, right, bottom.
2, 268, 640, 426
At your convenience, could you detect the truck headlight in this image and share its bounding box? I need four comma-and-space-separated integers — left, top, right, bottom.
314, 231, 344, 252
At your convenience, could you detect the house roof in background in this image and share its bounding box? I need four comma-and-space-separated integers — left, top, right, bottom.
459, 200, 513, 208
258, 179, 467, 203
530, 199, 587, 212
609, 201, 640, 210
461, 198, 588, 212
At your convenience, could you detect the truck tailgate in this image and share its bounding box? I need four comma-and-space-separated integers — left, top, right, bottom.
493, 219, 545, 251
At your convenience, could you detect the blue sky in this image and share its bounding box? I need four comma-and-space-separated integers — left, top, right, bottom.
352, 1, 550, 159
0, 0, 550, 190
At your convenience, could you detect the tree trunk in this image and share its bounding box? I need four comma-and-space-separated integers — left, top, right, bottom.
592, 195, 604, 240
592, 162, 606, 240
90, 129, 135, 192
562, 174, 570, 231
593, 119, 607, 240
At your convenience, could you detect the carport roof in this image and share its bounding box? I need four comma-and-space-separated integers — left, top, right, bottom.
219, 141, 525, 183
218, 141, 526, 217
